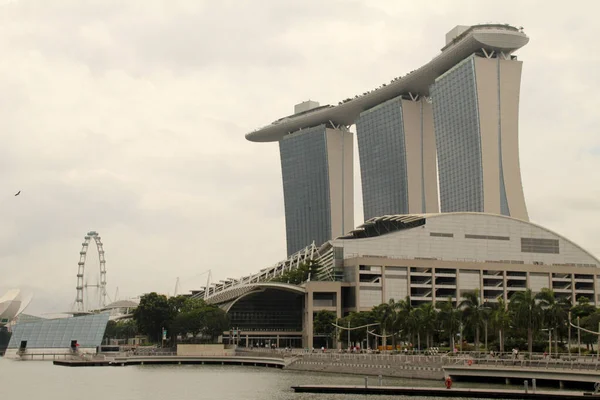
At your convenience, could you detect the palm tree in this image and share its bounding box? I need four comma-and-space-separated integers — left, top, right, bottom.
509, 288, 542, 356
438, 297, 461, 351
572, 296, 596, 319
416, 303, 438, 350
408, 307, 422, 350
490, 298, 511, 353
537, 288, 569, 356
459, 289, 487, 351
394, 296, 414, 348
372, 301, 396, 349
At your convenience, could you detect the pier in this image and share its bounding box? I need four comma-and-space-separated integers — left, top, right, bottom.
54, 355, 287, 368
291, 384, 600, 399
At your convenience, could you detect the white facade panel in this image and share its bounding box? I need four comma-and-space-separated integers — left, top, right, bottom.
459, 270, 480, 294
529, 272, 550, 293
385, 266, 408, 276
334, 213, 599, 268
359, 287, 383, 309
384, 275, 408, 302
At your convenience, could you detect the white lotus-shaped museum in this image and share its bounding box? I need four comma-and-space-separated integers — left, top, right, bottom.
0, 289, 32, 326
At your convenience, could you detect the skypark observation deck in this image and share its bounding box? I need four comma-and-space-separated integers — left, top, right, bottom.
246, 24, 528, 143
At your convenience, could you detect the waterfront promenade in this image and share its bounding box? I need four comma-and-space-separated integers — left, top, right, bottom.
55, 354, 287, 368
247, 348, 600, 388
46, 346, 600, 389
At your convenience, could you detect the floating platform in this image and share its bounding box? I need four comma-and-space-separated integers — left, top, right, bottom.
291, 384, 600, 399
53, 355, 286, 368
54, 360, 112, 367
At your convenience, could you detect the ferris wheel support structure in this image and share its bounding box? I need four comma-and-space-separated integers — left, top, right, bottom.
75, 231, 107, 312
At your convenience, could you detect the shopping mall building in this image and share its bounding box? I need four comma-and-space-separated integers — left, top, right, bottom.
193, 212, 600, 349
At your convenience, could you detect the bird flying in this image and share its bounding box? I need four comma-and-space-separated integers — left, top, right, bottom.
14, 190, 20, 196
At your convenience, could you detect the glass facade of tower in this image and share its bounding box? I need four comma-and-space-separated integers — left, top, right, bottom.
432, 56, 484, 213
279, 125, 331, 256
356, 98, 409, 220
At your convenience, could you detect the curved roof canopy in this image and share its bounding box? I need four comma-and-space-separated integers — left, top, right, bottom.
193, 282, 305, 306
246, 24, 528, 142
340, 214, 426, 239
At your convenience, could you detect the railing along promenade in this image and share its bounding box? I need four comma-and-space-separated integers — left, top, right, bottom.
239, 347, 600, 370
239, 347, 448, 364
450, 352, 600, 372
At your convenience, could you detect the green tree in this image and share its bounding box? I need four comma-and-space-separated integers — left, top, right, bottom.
572, 297, 596, 319
509, 289, 542, 356
104, 320, 139, 342
181, 298, 208, 313
536, 288, 569, 356
201, 305, 229, 341
490, 298, 511, 353
581, 310, 600, 353
416, 303, 438, 350
337, 312, 376, 347
313, 310, 336, 348
119, 319, 138, 338
133, 292, 175, 342
171, 310, 203, 339
104, 320, 118, 340
459, 289, 487, 351
438, 298, 461, 351
168, 295, 190, 314
270, 260, 321, 285
372, 302, 396, 348
394, 296, 414, 347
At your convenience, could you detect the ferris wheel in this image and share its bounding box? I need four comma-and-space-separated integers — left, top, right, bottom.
75, 231, 107, 312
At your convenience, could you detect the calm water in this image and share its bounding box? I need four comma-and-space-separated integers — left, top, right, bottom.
0, 357, 512, 399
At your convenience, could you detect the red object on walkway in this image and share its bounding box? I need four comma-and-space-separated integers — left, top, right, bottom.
445, 377, 452, 389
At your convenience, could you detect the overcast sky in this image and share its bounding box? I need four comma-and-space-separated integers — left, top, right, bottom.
1, 0, 599, 315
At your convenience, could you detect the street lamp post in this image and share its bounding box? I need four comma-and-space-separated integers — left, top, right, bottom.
332, 322, 381, 350
569, 316, 600, 359
597, 322, 600, 360
578, 316, 581, 357
347, 320, 350, 348
541, 328, 551, 356
484, 320, 488, 353
568, 313, 571, 357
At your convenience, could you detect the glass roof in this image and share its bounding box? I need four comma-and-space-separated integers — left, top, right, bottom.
7, 313, 109, 349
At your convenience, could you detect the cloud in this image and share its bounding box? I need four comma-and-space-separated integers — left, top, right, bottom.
0, 0, 599, 314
